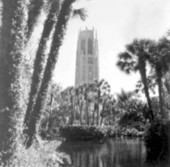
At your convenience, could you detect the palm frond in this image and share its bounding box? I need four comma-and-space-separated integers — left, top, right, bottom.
116, 60, 135, 74
126, 42, 137, 55
118, 52, 132, 60
72, 8, 87, 21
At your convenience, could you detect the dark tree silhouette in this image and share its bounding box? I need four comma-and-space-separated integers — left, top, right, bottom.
117, 39, 154, 121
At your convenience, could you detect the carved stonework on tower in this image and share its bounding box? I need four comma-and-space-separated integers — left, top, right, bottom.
75, 28, 99, 86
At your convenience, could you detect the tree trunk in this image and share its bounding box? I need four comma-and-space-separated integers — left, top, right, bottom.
23, 1, 60, 129
92, 104, 95, 125
71, 97, 75, 125
139, 60, 154, 121
100, 116, 104, 126
26, 0, 44, 41
49, 92, 54, 114
25, 0, 75, 148
86, 101, 89, 125
96, 101, 100, 125
100, 102, 106, 126
79, 101, 83, 125
0, 0, 28, 162
156, 69, 164, 118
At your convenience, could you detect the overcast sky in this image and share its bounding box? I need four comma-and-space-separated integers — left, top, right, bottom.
53, 0, 170, 94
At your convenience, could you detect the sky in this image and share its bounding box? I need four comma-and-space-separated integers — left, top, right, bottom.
53, 0, 170, 94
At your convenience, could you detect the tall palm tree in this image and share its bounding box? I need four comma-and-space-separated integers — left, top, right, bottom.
67, 87, 75, 125
25, 0, 85, 148
117, 39, 154, 121
58, 86, 75, 125
86, 82, 97, 125
100, 94, 112, 125
23, 0, 60, 131
93, 79, 111, 125
77, 83, 90, 125
0, 0, 28, 162
147, 38, 170, 118
75, 84, 86, 125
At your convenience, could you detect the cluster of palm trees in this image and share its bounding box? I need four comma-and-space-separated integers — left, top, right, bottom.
0, 0, 86, 162
117, 37, 170, 121
45, 81, 149, 131
53, 79, 112, 126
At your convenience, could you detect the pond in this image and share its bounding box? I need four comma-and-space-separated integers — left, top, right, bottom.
59, 138, 169, 167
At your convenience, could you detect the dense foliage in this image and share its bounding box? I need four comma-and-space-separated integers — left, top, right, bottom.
0, 0, 170, 165
60, 126, 108, 141
117, 38, 170, 163
59, 125, 144, 142
144, 121, 170, 162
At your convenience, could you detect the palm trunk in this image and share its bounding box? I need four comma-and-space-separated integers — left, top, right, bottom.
86, 101, 89, 125
49, 92, 54, 114
23, 1, 60, 129
26, 0, 44, 41
25, 0, 75, 148
100, 116, 104, 126
100, 102, 106, 126
0, 0, 28, 162
79, 101, 83, 125
92, 104, 95, 125
156, 69, 164, 118
71, 97, 75, 125
96, 99, 100, 126
139, 61, 154, 121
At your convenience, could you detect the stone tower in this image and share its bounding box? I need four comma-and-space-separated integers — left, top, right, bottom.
75, 28, 99, 86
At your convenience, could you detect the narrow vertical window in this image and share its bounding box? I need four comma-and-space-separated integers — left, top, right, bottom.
81, 39, 86, 55
88, 39, 93, 55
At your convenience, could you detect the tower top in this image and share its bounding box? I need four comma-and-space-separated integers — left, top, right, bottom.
78, 28, 97, 40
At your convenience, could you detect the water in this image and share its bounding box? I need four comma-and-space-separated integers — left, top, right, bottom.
59, 138, 169, 167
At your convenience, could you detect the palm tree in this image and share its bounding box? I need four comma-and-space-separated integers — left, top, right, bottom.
86, 82, 98, 125
0, 0, 28, 162
135, 75, 157, 95
68, 87, 75, 125
116, 89, 135, 113
100, 94, 111, 125
25, 0, 85, 148
23, 0, 60, 131
93, 79, 111, 125
75, 84, 86, 125
117, 39, 154, 121
77, 83, 90, 125
147, 38, 170, 118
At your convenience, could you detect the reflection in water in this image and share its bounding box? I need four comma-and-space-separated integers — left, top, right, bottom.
59, 139, 169, 167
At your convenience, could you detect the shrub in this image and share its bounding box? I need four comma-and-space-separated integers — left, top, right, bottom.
144, 121, 170, 162
119, 111, 146, 131
59, 125, 144, 142
0, 138, 70, 167
60, 126, 108, 142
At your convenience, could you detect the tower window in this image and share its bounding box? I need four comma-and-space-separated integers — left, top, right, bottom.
81, 39, 86, 55
88, 39, 93, 55
88, 57, 93, 64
